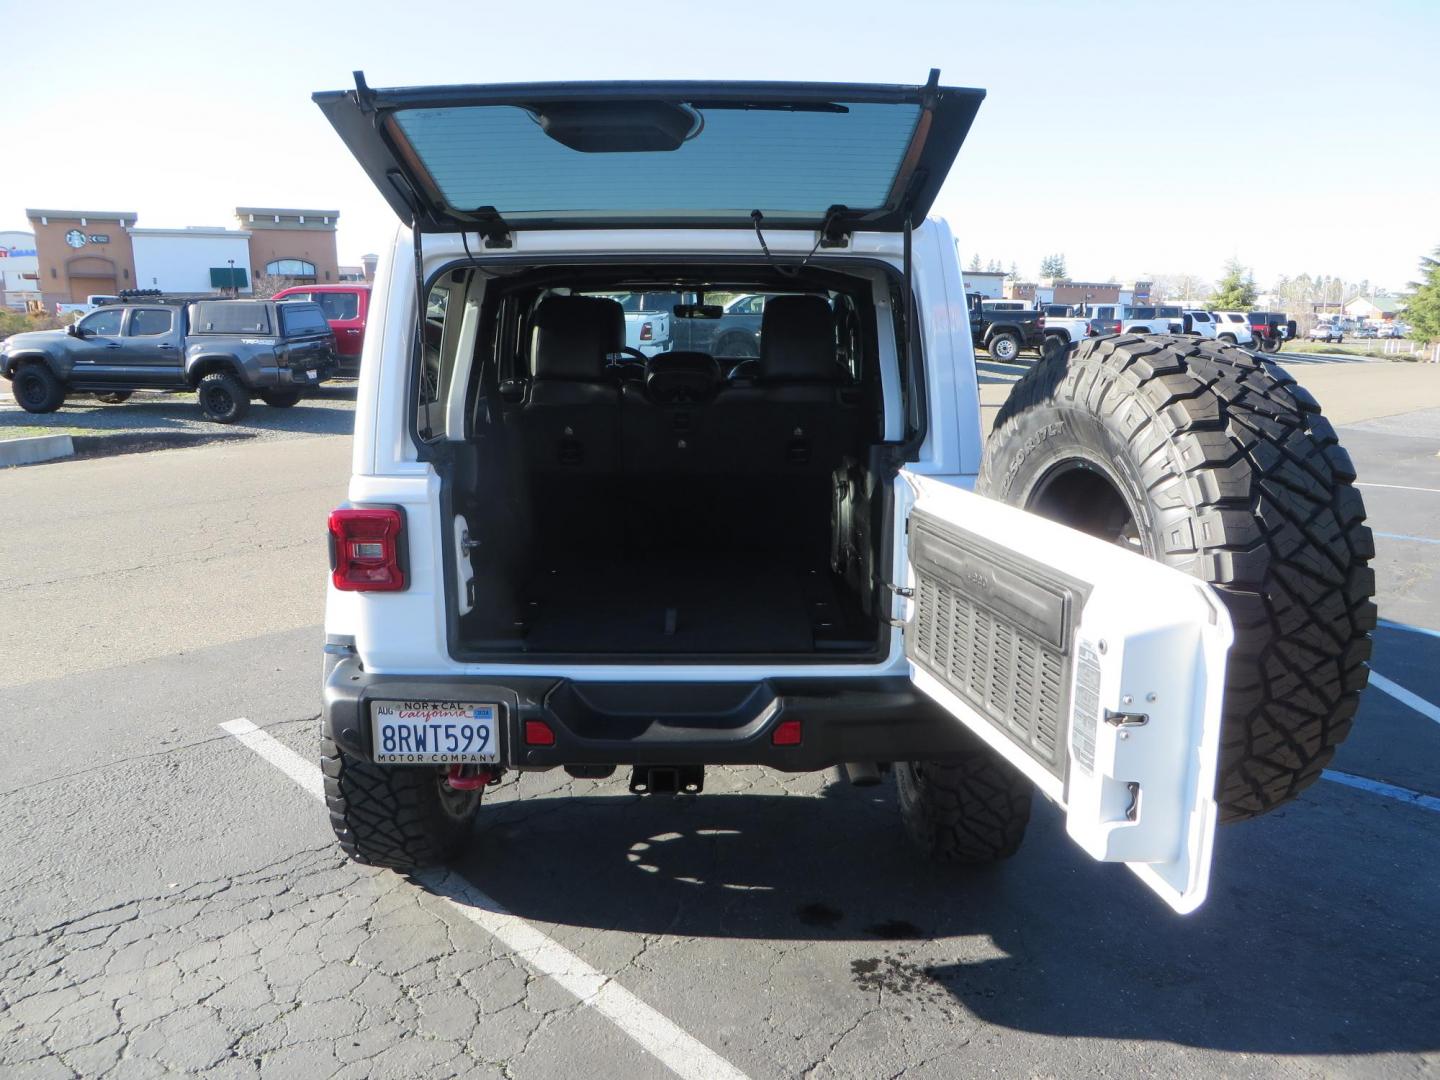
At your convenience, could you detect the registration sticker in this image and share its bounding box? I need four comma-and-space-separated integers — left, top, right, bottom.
370, 701, 499, 764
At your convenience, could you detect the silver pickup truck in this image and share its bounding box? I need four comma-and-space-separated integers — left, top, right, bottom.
1, 297, 337, 423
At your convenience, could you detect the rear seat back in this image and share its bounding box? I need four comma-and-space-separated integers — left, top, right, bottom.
717, 294, 859, 474
523, 295, 623, 471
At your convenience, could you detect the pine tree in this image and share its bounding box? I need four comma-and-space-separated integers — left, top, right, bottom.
1208, 259, 1258, 311
1402, 246, 1440, 343
1039, 253, 1067, 280
968, 253, 982, 272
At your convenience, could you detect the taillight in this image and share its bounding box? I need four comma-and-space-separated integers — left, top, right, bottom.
639, 321, 653, 341
1037, 315, 1046, 330
1112, 321, 1122, 335
328, 507, 406, 591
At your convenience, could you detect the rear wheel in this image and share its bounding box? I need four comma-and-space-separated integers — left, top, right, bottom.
987, 332, 1020, 362
95, 391, 132, 404
897, 730, 1033, 864
1219, 333, 1237, 345
11, 363, 65, 413
259, 388, 303, 408
977, 335, 1376, 822
321, 735, 482, 870
1041, 334, 1068, 363
197, 371, 250, 423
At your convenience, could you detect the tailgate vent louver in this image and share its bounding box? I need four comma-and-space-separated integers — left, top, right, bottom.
906, 515, 1085, 780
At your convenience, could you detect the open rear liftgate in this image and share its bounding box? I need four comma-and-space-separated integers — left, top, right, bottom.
899, 475, 1232, 913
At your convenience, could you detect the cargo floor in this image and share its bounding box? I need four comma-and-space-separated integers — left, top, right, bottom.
518, 557, 873, 655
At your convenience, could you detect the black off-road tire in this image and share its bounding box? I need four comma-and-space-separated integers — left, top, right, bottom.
977, 335, 1375, 822
95, 391, 132, 404
987, 332, 1021, 363
321, 734, 482, 870
1041, 334, 1069, 363
897, 731, 1034, 863
260, 388, 303, 408
197, 371, 250, 424
11, 363, 65, 413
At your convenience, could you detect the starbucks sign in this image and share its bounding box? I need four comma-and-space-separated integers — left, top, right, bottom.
63, 229, 111, 248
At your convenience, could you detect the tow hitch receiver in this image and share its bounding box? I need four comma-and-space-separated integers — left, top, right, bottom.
629, 765, 704, 795
446, 764, 503, 791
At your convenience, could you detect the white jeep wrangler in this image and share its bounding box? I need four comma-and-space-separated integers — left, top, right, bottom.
316, 72, 1374, 913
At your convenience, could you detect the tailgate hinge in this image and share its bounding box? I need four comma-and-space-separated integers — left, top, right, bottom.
818, 204, 854, 249
469, 206, 513, 249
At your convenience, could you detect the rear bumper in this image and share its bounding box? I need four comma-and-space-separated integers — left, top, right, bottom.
275, 357, 337, 387
322, 650, 974, 771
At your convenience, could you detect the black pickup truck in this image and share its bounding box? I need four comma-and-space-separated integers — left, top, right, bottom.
967, 293, 1050, 362
1, 297, 337, 423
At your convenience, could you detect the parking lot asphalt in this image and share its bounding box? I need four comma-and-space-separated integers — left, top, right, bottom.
1, 356, 1437, 1078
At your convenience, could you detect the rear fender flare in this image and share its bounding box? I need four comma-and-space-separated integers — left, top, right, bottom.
186, 355, 244, 387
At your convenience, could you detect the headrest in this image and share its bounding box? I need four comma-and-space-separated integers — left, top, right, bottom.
645, 351, 721, 404
759, 295, 839, 382
533, 295, 625, 381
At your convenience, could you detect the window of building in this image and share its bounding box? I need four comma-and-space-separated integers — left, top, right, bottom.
266, 259, 317, 279
78, 309, 123, 336
127, 309, 174, 336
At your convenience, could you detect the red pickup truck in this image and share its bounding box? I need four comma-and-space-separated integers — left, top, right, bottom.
272, 283, 370, 374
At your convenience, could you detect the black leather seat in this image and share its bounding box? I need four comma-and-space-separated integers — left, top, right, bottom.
522, 295, 623, 471
718, 295, 856, 473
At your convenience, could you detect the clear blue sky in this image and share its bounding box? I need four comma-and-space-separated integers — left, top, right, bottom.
3, 0, 1436, 291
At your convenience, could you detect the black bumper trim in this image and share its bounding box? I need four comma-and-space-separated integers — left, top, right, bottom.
322, 654, 976, 771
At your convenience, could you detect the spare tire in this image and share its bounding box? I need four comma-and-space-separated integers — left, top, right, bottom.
977, 334, 1376, 822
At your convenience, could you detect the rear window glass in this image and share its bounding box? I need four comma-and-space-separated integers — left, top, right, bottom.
314, 292, 360, 320
128, 309, 174, 336
279, 303, 331, 336
389, 101, 921, 223
189, 302, 270, 334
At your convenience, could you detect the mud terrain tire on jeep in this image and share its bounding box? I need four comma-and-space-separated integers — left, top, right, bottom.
977, 334, 1376, 822
322, 734, 482, 869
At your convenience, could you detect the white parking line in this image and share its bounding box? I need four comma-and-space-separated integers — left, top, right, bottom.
1323, 770, 1440, 813
1367, 672, 1440, 727
1374, 531, 1440, 546
1357, 481, 1440, 495
219, 718, 751, 1080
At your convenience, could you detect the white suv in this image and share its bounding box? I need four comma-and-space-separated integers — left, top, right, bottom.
1212, 310, 1255, 346
314, 73, 1374, 913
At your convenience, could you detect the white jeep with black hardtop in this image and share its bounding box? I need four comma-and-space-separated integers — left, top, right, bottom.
315, 72, 1374, 913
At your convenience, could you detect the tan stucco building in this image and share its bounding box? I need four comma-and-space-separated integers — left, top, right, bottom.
235, 208, 340, 286
25, 206, 342, 307
26, 209, 139, 306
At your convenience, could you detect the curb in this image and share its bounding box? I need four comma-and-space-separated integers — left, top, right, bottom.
0, 434, 75, 468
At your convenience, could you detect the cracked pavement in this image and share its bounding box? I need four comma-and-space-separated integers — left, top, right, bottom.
3, 375, 1440, 1078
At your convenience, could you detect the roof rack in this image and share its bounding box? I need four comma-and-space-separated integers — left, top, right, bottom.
98, 289, 254, 307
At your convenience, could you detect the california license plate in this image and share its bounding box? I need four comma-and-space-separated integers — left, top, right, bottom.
370, 701, 499, 764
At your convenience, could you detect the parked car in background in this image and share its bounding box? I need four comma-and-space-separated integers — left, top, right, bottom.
1307, 320, 1344, 343
1248, 311, 1297, 354
1212, 310, 1254, 346
608, 292, 674, 357
1351, 324, 1378, 339
1377, 324, 1403, 339
1183, 309, 1219, 339
54, 294, 120, 319
968, 292, 1048, 361
272, 283, 371, 374
1082, 304, 1187, 335
1, 297, 337, 422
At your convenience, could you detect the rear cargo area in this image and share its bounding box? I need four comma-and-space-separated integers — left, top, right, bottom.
443, 278, 893, 661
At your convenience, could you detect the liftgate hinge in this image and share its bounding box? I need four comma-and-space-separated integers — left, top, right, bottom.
883, 581, 913, 629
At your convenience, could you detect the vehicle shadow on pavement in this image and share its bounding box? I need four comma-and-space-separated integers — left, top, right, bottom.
0, 396, 356, 437
447, 775, 1438, 1057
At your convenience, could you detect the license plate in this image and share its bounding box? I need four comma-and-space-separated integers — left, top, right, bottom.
370, 701, 499, 764
306, 369, 319, 381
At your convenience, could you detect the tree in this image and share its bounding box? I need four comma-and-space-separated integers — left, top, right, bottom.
987, 258, 1002, 273
1039, 253, 1067, 280
1402, 246, 1440, 343
967, 253, 982, 272
1208, 259, 1258, 311
1008, 261, 1019, 281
